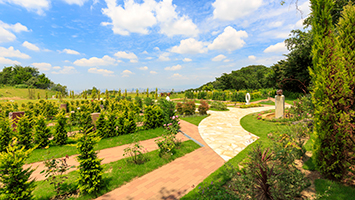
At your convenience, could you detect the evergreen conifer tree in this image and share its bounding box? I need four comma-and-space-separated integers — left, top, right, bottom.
53, 111, 68, 145
0, 117, 12, 152
33, 115, 51, 148
16, 115, 33, 149
95, 112, 107, 138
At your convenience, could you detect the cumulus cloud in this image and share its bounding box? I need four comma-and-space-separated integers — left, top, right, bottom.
212, 0, 262, 21
264, 42, 288, 53
154, 47, 160, 51
146, 57, 153, 60
171, 38, 207, 54
0, 57, 20, 65
164, 64, 182, 71
155, 0, 198, 37
0, 0, 50, 15
62, 0, 89, 6
121, 69, 134, 77
53, 66, 61, 70
114, 51, 138, 62
0, 21, 28, 43
0, 46, 31, 59
150, 70, 157, 74
208, 26, 248, 52
73, 55, 117, 66
158, 52, 170, 61
211, 54, 226, 61
32, 62, 52, 71
139, 66, 148, 70
183, 58, 192, 62
88, 67, 114, 76
52, 66, 78, 74
61, 48, 80, 55
101, 0, 157, 35
142, 50, 148, 54
22, 41, 40, 51
248, 55, 256, 60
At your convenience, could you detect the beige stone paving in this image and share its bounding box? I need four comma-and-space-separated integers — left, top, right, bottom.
199, 105, 291, 161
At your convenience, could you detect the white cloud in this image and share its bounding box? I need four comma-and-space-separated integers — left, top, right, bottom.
171, 38, 207, 54
212, 0, 262, 21
139, 66, 148, 70
0, 21, 28, 43
158, 52, 170, 61
208, 26, 248, 52
52, 66, 78, 74
223, 59, 231, 62
142, 50, 148, 54
101, 0, 157, 35
121, 69, 134, 77
248, 55, 256, 60
73, 55, 117, 66
211, 54, 226, 61
153, 47, 160, 51
62, 48, 80, 55
22, 41, 40, 51
0, 57, 20, 65
114, 51, 138, 62
165, 64, 182, 71
211, 30, 220, 35
268, 21, 284, 28
53, 66, 61, 70
0, 0, 50, 15
155, 0, 198, 37
32, 62, 51, 71
0, 46, 31, 59
62, 0, 89, 6
171, 73, 187, 79
146, 57, 153, 60
264, 42, 288, 53
88, 67, 114, 76
150, 70, 157, 74
183, 58, 192, 62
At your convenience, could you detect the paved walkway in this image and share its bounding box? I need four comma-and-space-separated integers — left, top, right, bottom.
200, 105, 291, 161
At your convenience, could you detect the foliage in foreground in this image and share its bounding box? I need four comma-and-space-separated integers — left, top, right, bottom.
0, 138, 36, 200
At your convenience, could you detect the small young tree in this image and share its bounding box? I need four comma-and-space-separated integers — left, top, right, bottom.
118, 89, 121, 97
53, 111, 68, 145
33, 115, 51, 148
155, 87, 158, 99
0, 138, 36, 200
45, 91, 48, 100
105, 89, 109, 99
146, 88, 149, 98
136, 88, 139, 97
95, 112, 107, 138
124, 89, 127, 97
76, 131, 103, 194
16, 115, 33, 150
0, 117, 12, 152
97, 90, 101, 100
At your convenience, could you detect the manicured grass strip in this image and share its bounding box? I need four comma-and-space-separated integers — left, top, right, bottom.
26, 127, 165, 164
314, 179, 355, 200
181, 115, 210, 126
208, 108, 229, 111
181, 110, 285, 200
32, 140, 201, 200
258, 100, 275, 105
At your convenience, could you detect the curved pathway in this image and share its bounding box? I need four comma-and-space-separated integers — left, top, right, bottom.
199, 105, 290, 161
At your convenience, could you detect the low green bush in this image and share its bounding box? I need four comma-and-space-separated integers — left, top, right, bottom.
182, 101, 196, 115
144, 105, 163, 129
210, 101, 227, 110
239, 104, 263, 108
198, 100, 209, 115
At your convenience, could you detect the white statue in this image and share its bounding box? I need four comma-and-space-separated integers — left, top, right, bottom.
245, 93, 250, 105
166, 95, 170, 101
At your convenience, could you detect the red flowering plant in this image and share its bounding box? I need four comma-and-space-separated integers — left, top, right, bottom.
163, 115, 180, 135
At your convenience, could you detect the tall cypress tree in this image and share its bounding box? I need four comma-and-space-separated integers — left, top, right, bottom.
16, 115, 33, 150
310, 0, 353, 180
0, 117, 12, 152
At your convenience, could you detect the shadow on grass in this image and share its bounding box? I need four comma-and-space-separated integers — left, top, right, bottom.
315, 179, 355, 200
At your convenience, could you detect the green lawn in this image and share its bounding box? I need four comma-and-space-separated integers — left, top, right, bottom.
31, 140, 200, 200
180, 114, 210, 126
314, 179, 355, 200
26, 127, 165, 164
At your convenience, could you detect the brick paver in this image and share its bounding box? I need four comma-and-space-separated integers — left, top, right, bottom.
95, 120, 225, 200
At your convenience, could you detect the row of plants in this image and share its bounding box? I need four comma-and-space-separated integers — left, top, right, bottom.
238, 103, 263, 108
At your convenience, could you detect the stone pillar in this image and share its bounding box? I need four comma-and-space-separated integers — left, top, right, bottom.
90, 113, 100, 128
275, 95, 285, 118
9, 111, 25, 131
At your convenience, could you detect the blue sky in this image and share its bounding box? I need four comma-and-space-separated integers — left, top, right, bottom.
0, 0, 310, 92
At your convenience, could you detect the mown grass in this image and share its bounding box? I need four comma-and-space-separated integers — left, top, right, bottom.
181, 109, 284, 199
180, 115, 210, 126
258, 100, 275, 105
26, 127, 165, 164
0, 86, 57, 100
32, 140, 200, 200
314, 179, 355, 200
208, 108, 229, 111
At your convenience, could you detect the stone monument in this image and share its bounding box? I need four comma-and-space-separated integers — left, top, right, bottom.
90, 113, 101, 129
245, 93, 250, 105
275, 89, 285, 118
9, 111, 25, 131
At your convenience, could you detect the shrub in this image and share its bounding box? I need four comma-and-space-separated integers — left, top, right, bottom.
212, 91, 226, 101
134, 96, 143, 110
0, 117, 12, 152
198, 100, 209, 115
185, 91, 194, 99
155, 133, 176, 158
239, 104, 263, 108
76, 131, 103, 195
79, 111, 94, 134
16, 114, 33, 149
33, 115, 51, 148
290, 94, 314, 120
182, 101, 196, 116
231, 92, 246, 102
144, 105, 163, 129
197, 91, 207, 99
144, 97, 154, 106
0, 138, 36, 200
210, 101, 227, 110
95, 112, 107, 138
176, 102, 183, 115
158, 99, 176, 125
225, 144, 310, 199
53, 112, 68, 145
123, 133, 149, 164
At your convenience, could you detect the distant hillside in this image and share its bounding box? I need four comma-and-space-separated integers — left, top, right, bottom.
0, 86, 57, 100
